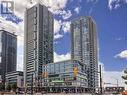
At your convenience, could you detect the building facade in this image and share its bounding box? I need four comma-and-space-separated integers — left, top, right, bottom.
0, 30, 17, 85
42, 60, 88, 93
71, 17, 98, 90
24, 3, 53, 88
5, 71, 24, 88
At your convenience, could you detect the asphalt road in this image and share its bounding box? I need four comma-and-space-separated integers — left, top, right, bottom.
0, 92, 121, 95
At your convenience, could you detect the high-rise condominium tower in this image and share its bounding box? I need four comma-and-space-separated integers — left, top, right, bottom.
24, 3, 53, 88
71, 17, 98, 90
0, 30, 17, 85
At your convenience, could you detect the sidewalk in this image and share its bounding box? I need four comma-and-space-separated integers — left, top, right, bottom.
34, 93, 92, 95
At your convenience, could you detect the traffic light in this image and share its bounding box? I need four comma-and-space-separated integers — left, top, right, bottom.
74, 77, 76, 80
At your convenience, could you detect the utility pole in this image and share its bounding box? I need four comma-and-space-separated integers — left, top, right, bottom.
99, 65, 103, 95
115, 78, 119, 94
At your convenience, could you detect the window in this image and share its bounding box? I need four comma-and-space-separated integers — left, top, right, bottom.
0, 32, 2, 39
60, 69, 64, 73
34, 7, 37, 12
55, 64, 59, 73
50, 65, 54, 73
0, 42, 2, 53
33, 41, 37, 49
34, 18, 37, 25
0, 57, 1, 63
34, 25, 37, 31
34, 12, 37, 18
33, 32, 37, 40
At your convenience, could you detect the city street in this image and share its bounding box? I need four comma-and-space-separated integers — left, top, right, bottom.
0, 93, 92, 95
0, 92, 122, 95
